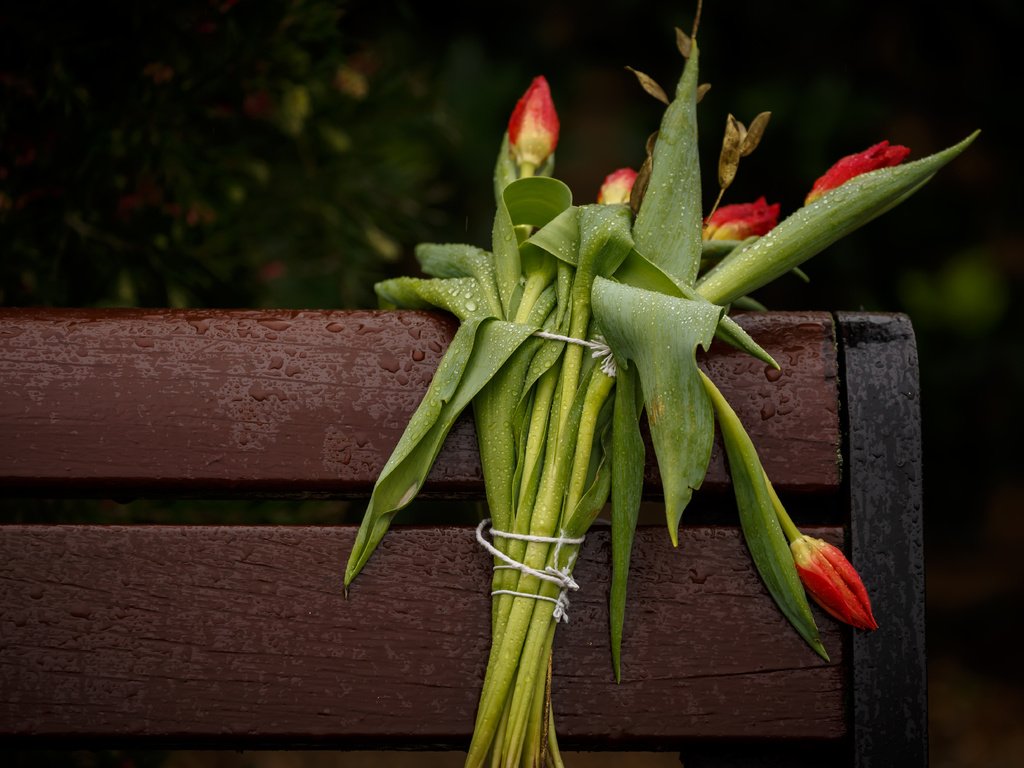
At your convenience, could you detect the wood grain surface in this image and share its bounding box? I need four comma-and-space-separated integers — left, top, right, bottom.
0, 524, 846, 748
0, 309, 839, 498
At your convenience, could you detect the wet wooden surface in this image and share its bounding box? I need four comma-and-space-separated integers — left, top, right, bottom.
0, 309, 840, 499
0, 308, 861, 754
0, 524, 846, 747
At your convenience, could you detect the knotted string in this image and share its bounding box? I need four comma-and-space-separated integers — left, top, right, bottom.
532, 330, 617, 378
475, 518, 585, 623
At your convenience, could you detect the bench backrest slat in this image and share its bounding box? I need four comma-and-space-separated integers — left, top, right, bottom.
0, 309, 839, 498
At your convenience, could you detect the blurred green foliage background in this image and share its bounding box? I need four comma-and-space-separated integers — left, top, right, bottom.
2, 1, 1021, 766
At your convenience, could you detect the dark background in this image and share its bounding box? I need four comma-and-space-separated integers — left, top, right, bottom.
2, 1, 1021, 765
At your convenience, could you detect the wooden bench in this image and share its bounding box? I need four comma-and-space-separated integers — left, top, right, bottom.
0, 308, 926, 766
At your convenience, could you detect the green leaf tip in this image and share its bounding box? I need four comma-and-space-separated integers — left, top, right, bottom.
696, 131, 981, 305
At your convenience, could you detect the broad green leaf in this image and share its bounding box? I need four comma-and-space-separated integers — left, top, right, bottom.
696, 131, 980, 304
591, 277, 723, 545
556, 205, 638, 438
374, 276, 494, 322
577, 204, 635, 279
416, 242, 494, 280
474, 343, 533, 536
493, 176, 573, 317
609, 363, 644, 681
700, 370, 828, 661
413, 243, 504, 318
504, 176, 573, 230
633, 39, 703, 288
474, 289, 557, 536
524, 207, 580, 266
344, 318, 537, 585
615, 248, 778, 369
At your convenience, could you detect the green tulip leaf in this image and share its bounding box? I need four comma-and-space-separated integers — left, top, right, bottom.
493, 176, 573, 317
504, 176, 574, 230
700, 370, 828, 661
344, 318, 538, 586
592, 277, 722, 545
473, 281, 558, 535
525, 207, 580, 266
615, 248, 778, 369
696, 131, 980, 304
633, 39, 703, 288
374, 276, 495, 322
609, 363, 644, 682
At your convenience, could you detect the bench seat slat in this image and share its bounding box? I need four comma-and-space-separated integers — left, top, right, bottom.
0, 525, 845, 748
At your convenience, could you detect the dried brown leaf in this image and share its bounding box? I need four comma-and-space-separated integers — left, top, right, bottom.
645, 131, 659, 156
718, 114, 744, 190
625, 67, 670, 105
675, 27, 692, 58
740, 111, 771, 157
631, 155, 653, 214
696, 83, 711, 103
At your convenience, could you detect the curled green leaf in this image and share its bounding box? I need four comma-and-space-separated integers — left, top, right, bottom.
700, 370, 828, 661
592, 277, 722, 545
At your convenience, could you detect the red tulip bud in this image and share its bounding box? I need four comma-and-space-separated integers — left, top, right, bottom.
508, 76, 559, 169
805, 140, 911, 204
702, 196, 780, 240
791, 535, 878, 631
597, 167, 638, 205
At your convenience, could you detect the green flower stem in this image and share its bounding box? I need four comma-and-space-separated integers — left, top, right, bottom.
489, 365, 560, 647
489, 695, 513, 768
467, 421, 578, 764
764, 470, 801, 543
518, 162, 536, 179
517, 366, 558, 513
504, 624, 557, 767
514, 272, 553, 326
469, 360, 608, 765
498, 370, 615, 764
520, 636, 551, 767
546, 709, 564, 768
564, 369, 615, 516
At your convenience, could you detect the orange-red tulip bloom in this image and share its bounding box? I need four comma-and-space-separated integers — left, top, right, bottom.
805, 140, 910, 204
791, 535, 878, 630
597, 167, 638, 205
702, 196, 780, 240
508, 76, 559, 168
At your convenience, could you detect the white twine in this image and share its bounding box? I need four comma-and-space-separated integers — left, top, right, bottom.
475, 518, 585, 623
533, 330, 617, 378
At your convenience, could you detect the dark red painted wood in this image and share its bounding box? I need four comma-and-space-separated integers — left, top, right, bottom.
0, 525, 846, 748
0, 309, 839, 498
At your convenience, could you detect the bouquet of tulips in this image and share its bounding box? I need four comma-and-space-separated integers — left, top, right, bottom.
343, 18, 975, 768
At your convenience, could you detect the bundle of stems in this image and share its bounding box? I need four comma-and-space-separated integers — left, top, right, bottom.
343, 21, 975, 768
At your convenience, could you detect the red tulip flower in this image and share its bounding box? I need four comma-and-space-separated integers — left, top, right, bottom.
597, 167, 638, 205
702, 196, 780, 240
790, 535, 878, 631
805, 140, 911, 204
508, 76, 559, 170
